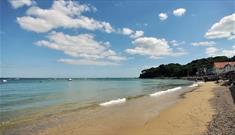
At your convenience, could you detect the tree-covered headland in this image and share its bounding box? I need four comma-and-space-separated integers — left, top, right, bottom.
139, 56, 235, 78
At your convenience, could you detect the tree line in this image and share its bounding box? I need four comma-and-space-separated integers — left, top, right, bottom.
139, 56, 235, 78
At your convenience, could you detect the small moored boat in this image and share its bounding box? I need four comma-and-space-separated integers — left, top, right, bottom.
2, 79, 7, 83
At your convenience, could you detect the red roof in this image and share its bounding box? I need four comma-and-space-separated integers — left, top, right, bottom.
214, 62, 235, 69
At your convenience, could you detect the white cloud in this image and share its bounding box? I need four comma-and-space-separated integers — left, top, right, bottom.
17, 16, 53, 33
36, 31, 125, 65
205, 13, 235, 39
58, 59, 119, 66
173, 8, 186, 16
125, 37, 186, 59
121, 28, 144, 39
206, 47, 218, 56
206, 46, 235, 57
15, 0, 143, 40
170, 40, 185, 46
17, 0, 114, 33
191, 41, 216, 46
159, 13, 168, 21
8, 0, 34, 9
130, 30, 144, 39
122, 28, 134, 35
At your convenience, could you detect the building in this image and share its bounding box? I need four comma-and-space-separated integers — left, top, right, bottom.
214, 62, 235, 74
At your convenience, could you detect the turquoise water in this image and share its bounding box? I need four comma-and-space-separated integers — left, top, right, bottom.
0, 78, 192, 128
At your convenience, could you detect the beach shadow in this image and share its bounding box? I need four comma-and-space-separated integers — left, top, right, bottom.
229, 86, 235, 104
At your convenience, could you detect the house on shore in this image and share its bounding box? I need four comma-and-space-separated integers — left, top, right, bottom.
214, 62, 235, 74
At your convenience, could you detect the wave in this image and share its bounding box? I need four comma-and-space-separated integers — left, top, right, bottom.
197, 81, 205, 84
188, 81, 204, 88
188, 83, 199, 88
149, 87, 182, 97
99, 98, 126, 106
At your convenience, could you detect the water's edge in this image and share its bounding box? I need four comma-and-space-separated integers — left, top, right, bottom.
1, 79, 199, 134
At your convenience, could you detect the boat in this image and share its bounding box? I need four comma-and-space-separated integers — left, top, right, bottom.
68, 78, 72, 81
2, 79, 7, 83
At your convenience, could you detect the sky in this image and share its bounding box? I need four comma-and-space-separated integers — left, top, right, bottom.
1, 0, 235, 78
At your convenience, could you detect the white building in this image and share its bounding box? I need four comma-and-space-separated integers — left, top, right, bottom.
214, 62, 235, 74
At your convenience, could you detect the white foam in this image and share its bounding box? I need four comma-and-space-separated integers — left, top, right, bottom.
99, 98, 126, 106
188, 83, 199, 88
150, 87, 182, 97
188, 81, 204, 88
197, 81, 205, 84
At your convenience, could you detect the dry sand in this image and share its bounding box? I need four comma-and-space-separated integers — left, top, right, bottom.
122, 82, 216, 135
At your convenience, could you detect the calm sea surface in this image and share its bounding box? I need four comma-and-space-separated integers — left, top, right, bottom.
0, 78, 192, 128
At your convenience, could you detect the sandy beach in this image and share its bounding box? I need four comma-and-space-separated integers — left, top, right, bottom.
123, 82, 216, 135
124, 82, 235, 135
43, 82, 234, 135
3, 82, 235, 135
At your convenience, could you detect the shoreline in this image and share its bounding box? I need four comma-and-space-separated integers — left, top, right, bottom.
3, 83, 196, 135
3, 82, 232, 135
122, 82, 217, 135
1, 82, 193, 131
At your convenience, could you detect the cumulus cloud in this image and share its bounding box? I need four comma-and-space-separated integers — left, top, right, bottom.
206, 46, 235, 57
17, 0, 114, 33
121, 28, 144, 39
122, 28, 134, 35
206, 47, 218, 56
173, 8, 186, 16
205, 13, 235, 39
130, 30, 144, 39
15, 0, 143, 40
8, 0, 34, 9
35, 31, 125, 65
159, 13, 168, 21
191, 41, 216, 46
125, 37, 186, 59
170, 40, 185, 46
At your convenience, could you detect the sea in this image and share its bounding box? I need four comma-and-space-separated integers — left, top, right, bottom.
0, 78, 194, 133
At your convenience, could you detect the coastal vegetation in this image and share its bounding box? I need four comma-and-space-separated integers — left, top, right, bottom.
139, 56, 235, 78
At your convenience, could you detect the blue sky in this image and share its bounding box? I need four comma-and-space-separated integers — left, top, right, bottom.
1, 0, 235, 78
